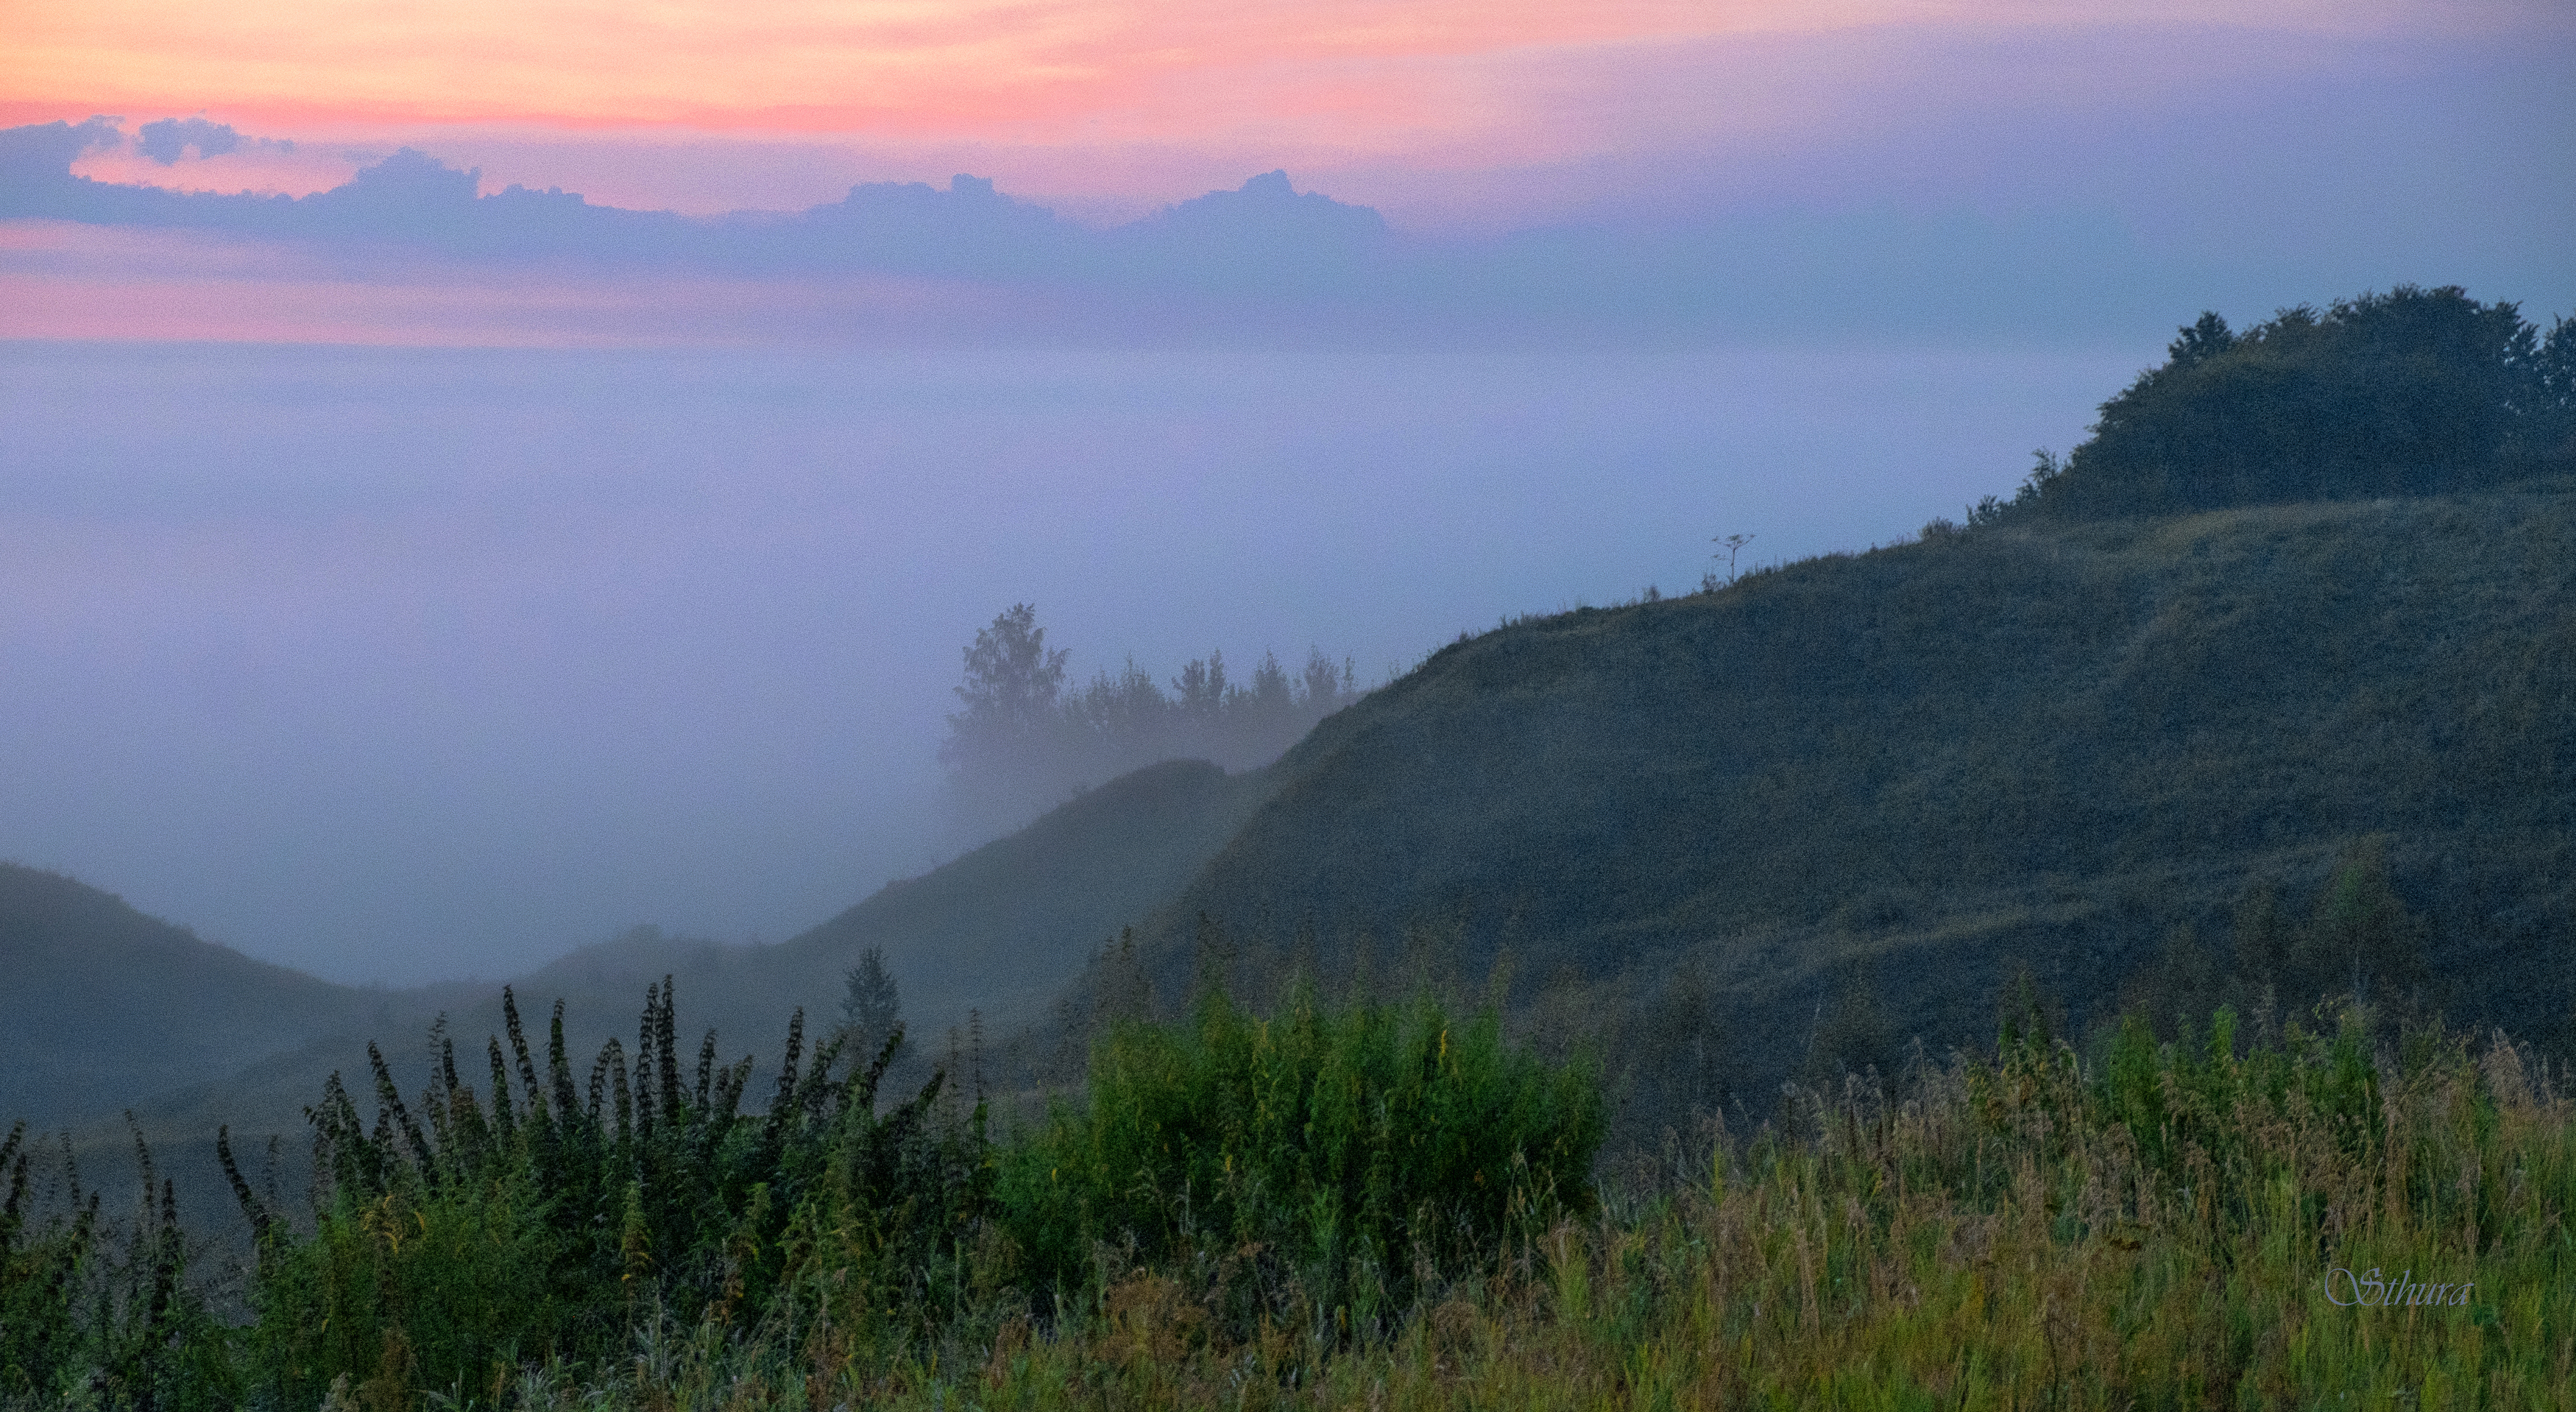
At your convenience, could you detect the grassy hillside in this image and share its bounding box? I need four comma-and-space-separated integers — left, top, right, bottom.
1107, 484, 2576, 1108
0, 865, 366, 1126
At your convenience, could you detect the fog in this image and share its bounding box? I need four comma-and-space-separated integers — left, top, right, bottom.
1, 338, 2142, 984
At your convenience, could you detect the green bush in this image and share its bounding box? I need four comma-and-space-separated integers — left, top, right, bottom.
1000, 983, 1603, 1327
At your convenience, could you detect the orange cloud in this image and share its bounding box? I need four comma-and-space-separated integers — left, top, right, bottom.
4, 0, 2511, 144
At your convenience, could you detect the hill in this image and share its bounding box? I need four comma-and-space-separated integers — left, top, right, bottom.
18, 490, 2570, 1162
7, 758, 1266, 1138
0, 864, 367, 1126
1093, 483, 2575, 1113
4, 758, 1269, 1239
771, 757, 1275, 1041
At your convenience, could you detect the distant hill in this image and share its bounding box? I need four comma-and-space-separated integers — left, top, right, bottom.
0, 864, 364, 1125
6, 758, 1267, 1146
7, 758, 1272, 1238
772, 758, 1275, 1041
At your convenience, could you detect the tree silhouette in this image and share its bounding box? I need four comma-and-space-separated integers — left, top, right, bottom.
840, 945, 908, 1065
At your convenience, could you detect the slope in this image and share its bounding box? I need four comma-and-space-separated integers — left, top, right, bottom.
64, 758, 1271, 1147
0, 864, 366, 1126
1112, 485, 2576, 1101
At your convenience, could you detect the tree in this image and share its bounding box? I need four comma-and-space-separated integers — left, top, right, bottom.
2027, 285, 2565, 518
938, 604, 1362, 836
1171, 649, 1228, 725
939, 603, 1069, 793
1710, 533, 1755, 586
1802, 960, 1897, 1090
1297, 648, 1350, 713
2294, 836, 2430, 1016
946, 604, 1066, 744
841, 945, 909, 1064
2166, 309, 2236, 367
1638, 956, 1727, 1118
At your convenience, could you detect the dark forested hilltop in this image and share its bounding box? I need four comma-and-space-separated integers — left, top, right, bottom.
1977, 285, 2575, 522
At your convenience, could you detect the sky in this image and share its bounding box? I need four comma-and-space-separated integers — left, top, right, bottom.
1, 0, 2570, 984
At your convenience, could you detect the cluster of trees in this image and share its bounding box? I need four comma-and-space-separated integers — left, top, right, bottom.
2117, 836, 2435, 1042
940, 604, 1359, 834
1970, 285, 2576, 524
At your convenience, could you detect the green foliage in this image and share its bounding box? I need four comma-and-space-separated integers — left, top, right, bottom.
2122, 835, 2437, 1041
4, 977, 1599, 1405
0, 1121, 234, 1411
230, 981, 986, 1408
15, 979, 2576, 1407
2021, 285, 2573, 520
1002, 983, 1603, 1327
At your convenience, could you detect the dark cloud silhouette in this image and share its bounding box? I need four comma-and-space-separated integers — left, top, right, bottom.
1, 116, 121, 188
4, 41, 2566, 350
136, 117, 244, 164
0, 125, 2379, 343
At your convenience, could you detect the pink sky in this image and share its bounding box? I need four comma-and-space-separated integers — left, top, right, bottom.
4, 0, 2567, 346
10, 0, 2562, 219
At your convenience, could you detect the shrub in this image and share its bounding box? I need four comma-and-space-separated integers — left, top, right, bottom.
230, 981, 984, 1407
0, 1121, 235, 1410
1000, 982, 1604, 1329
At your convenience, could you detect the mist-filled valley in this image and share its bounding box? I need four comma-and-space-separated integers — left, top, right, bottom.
7, 278, 2576, 1410
1, 337, 2134, 985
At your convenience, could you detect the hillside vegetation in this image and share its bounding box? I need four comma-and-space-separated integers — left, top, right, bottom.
1109, 488, 2571, 1104
1071, 288, 2576, 1120
8, 984, 2571, 1408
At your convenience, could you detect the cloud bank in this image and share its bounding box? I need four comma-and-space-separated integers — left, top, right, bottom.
5, 13, 2569, 352
0, 120, 2421, 349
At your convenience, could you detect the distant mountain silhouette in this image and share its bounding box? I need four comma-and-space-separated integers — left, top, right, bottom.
1, 122, 1392, 299
2, 117, 2239, 339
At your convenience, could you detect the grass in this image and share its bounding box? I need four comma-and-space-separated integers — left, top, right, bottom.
10, 980, 2574, 1409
